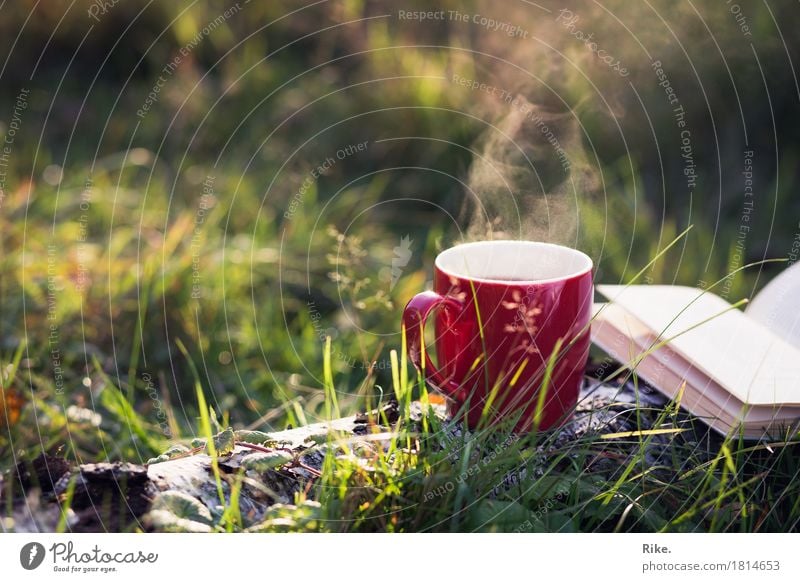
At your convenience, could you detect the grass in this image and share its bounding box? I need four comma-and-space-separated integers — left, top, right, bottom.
255, 340, 800, 533
285, 253, 790, 534
13, 308, 800, 533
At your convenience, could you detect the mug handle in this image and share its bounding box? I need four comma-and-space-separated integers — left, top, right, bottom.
402, 290, 463, 399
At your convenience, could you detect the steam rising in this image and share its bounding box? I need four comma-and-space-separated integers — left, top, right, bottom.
464, 92, 598, 245
459, 0, 661, 246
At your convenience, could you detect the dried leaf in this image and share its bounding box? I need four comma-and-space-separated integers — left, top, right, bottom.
0, 386, 23, 427
426, 393, 447, 406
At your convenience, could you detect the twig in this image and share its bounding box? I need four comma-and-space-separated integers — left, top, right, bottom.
235, 441, 294, 455
291, 460, 322, 478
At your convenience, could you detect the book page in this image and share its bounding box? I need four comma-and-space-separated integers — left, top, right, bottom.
592, 304, 741, 437
592, 303, 800, 423
746, 261, 800, 350
596, 285, 800, 406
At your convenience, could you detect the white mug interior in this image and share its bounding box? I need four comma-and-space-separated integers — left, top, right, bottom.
435, 240, 593, 284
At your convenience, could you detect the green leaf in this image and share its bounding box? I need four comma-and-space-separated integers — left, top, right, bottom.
241, 450, 293, 472
212, 427, 236, 456
304, 429, 348, 445
465, 499, 533, 532
150, 490, 213, 525
540, 510, 575, 533
304, 432, 330, 445
96, 374, 161, 453
164, 444, 190, 456
145, 444, 190, 465
146, 491, 215, 532
146, 510, 213, 533
246, 500, 321, 532
234, 430, 277, 446
525, 475, 572, 502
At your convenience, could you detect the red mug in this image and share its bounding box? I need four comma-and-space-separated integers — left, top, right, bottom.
402, 241, 593, 432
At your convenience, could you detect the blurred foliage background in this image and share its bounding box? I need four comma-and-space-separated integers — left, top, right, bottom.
1, 0, 798, 465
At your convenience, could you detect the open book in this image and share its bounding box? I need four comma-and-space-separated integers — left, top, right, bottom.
591, 262, 800, 439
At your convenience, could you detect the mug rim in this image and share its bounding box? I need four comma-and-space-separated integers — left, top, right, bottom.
434, 240, 593, 285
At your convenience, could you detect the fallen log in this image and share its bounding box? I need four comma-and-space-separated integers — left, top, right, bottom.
2, 373, 712, 532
